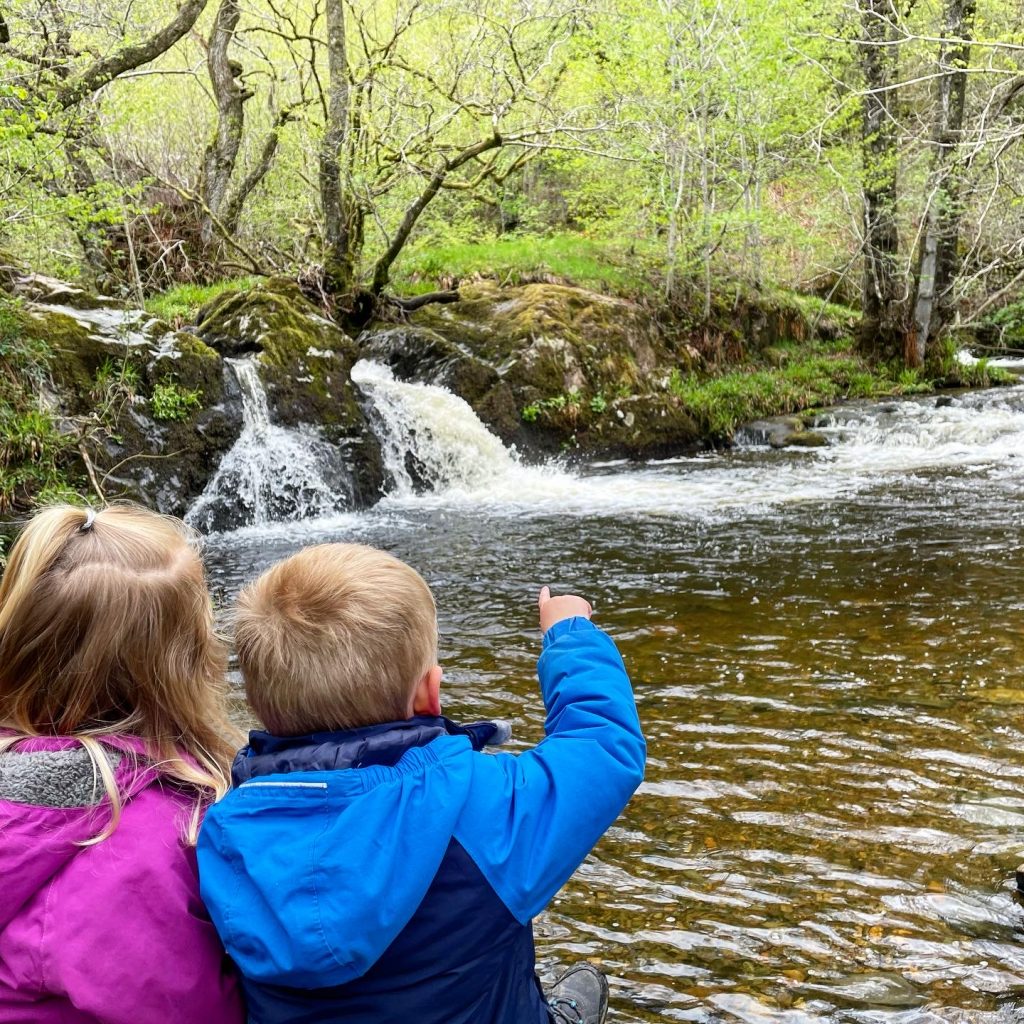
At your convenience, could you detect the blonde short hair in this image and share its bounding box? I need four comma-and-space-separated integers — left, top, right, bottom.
0, 503, 240, 844
234, 543, 438, 735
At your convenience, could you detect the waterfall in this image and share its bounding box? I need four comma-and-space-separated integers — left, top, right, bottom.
197, 357, 1024, 531
350, 359, 522, 496
351, 360, 1024, 516
186, 357, 351, 533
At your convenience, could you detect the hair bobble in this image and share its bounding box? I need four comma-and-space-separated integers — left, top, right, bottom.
80, 508, 97, 532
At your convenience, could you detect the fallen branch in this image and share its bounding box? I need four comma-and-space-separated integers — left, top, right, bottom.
386, 289, 461, 312
78, 442, 106, 502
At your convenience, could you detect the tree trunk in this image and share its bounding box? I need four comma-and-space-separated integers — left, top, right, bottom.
319, 0, 362, 293
57, 0, 211, 108
221, 110, 293, 235
201, 0, 246, 245
858, 0, 903, 361
910, 0, 975, 367
369, 134, 502, 295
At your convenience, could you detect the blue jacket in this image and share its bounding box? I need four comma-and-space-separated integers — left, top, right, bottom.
197, 617, 646, 1024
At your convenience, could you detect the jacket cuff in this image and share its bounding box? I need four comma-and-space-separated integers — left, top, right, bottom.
541, 616, 597, 648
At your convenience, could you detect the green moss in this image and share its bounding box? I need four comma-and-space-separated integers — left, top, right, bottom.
0, 295, 83, 514
194, 277, 365, 435
415, 281, 666, 401
146, 332, 224, 401
19, 307, 100, 398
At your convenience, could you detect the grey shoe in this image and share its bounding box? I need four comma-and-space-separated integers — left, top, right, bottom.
546, 963, 609, 1024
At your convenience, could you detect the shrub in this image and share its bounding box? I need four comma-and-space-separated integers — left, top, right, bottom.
150, 380, 203, 421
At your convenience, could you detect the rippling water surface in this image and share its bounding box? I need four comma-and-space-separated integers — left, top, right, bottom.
204, 382, 1024, 1023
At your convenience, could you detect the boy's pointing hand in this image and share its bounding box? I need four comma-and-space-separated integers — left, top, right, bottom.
538, 585, 593, 634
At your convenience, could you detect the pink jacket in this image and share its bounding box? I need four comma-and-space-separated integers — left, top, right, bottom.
0, 735, 243, 1024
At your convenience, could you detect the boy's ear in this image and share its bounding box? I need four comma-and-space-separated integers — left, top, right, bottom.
411, 665, 443, 717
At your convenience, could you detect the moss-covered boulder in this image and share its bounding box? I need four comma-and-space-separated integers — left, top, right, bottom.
382, 280, 701, 455
14, 273, 117, 311
16, 300, 240, 516
196, 276, 345, 356
196, 277, 384, 504
581, 394, 701, 456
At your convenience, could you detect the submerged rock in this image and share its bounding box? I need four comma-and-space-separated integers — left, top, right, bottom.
739, 416, 830, 450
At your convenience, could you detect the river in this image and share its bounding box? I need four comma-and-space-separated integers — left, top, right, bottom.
202, 368, 1024, 1022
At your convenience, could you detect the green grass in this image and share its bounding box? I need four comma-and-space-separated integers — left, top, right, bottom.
145, 277, 257, 325
150, 380, 203, 421
777, 290, 859, 327
392, 234, 651, 296
665, 342, 948, 437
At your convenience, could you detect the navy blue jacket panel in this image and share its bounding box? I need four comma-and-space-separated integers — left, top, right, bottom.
198, 617, 645, 1024
242, 840, 549, 1024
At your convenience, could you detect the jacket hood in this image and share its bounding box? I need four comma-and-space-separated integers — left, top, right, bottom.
232, 715, 511, 784
0, 735, 156, 930
199, 717, 510, 989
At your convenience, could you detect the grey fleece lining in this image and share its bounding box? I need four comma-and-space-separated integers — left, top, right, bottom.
0, 747, 123, 807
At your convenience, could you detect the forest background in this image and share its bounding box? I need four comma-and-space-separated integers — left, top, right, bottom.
3, 0, 1024, 521
4, 0, 1024, 361
4, 0, 1024, 359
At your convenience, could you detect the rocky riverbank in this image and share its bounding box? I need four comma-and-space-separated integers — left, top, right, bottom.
0, 262, 1003, 530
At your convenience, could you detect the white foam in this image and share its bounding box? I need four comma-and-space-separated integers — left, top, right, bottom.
186, 357, 350, 532
352, 361, 1024, 520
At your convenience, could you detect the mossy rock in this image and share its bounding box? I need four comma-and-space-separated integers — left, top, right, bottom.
197, 276, 347, 357
360, 281, 710, 457
414, 281, 667, 399
584, 394, 702, 457
145, 332, 224, 399
14, 295, 238, 516
21, 304, 224, 414
0, 249, 24, 292
784, 430, 829, 448
12, 273, 116, 311
197, 277, 385, 504
196, 275, 363, 426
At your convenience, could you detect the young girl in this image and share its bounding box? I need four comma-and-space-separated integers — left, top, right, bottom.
0, 504, 244, 1023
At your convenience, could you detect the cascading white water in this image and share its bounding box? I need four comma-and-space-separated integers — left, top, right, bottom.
186, 357, 350, 532
350, 359, 525, 495
352, 359, 1024, 518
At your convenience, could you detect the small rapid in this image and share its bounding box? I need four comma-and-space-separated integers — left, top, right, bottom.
351, 361, 1024, 519
186, 357, 352, 532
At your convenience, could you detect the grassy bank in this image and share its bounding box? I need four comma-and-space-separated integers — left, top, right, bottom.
144, 277, 259, 325
392, 234, 651, 296
661, 338, 1011, 439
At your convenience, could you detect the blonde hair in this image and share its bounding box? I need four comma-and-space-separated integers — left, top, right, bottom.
235, 543, 438, 735
0, 503, 241, 844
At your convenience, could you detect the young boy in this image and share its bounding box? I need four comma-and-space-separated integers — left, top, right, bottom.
197, 543, 645, 1024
